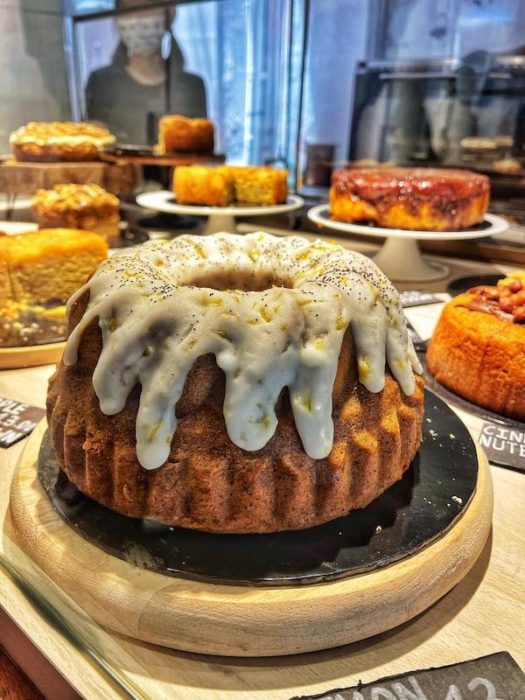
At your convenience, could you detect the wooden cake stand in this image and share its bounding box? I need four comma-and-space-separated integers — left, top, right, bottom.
99, 151, 225, 168
0, 157, 140, 197
0, 342, 64, 370
8, 416, 493, 657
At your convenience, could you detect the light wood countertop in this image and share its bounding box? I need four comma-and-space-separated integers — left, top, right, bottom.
0, 253, 524, 699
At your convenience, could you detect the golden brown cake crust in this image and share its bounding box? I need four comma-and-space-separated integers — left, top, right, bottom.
427, 294, 525, 420
0, 229, 108, 306
158, 115, 214, 154
32, 184, 121, 240
174, 166, 234, 206
330, 167, 489, 231
174, 165, 288, 207
10, 122, 115, 162
47, 291, 424, 533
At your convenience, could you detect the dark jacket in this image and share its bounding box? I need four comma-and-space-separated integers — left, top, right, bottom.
85, 40, 207, 144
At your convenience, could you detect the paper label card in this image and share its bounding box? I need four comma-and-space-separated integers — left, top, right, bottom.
478, 422, 525, 472
292, 652, 525, 700
399, 291, 442, 308
0, 397, 45, 448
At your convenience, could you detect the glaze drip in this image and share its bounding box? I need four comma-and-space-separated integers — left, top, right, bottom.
64, 232, 421, 469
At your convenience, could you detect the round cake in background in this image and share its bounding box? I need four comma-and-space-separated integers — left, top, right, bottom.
10, 122, 116, 162
32, 184, 121, 242
47, 233, 424, 533
427, 271, 525, 421
329, 167, 490, 231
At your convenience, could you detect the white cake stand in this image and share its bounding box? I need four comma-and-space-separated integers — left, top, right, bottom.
137, 191, 304, 235
308, 204, 508, 282
0, 221, 37, 235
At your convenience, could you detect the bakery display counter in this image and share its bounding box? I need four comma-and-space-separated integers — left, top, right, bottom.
0, 157, 139, 196
0, 237, 523, 700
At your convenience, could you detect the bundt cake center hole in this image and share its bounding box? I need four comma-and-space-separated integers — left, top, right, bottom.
189, 269, 293, 292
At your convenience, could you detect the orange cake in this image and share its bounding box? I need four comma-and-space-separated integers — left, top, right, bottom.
228, 166, 288, 206
174, 165, 288, 206
330, 168, 489, 231
157, 115, 214, 154
427, 272, 525, 420
32, 184, 121, 241
174, 165, 234, 206
47, 233, 423, 533
0, 228, 108, 307
10, 122, 116, 162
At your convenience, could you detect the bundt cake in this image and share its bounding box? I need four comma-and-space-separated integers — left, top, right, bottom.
329, 168, 489, 231
427, 272, 525, 420
47, 233, 424, 533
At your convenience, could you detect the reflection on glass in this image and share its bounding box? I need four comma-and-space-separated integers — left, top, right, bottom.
296, 0, 525, 192
84, 2, 207, 144
72, 0, 295, 166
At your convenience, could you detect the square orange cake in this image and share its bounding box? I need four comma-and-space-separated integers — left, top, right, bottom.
157, 115, 214, 154
173, 165, 288, 206
174, 166, 234, 206
227, 166, 288, 206
0, 228, 108, 306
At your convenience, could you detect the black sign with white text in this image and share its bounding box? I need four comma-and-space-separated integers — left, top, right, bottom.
0, 397, 45, 448
478, 422, 525, 472
292, 653, 525, 700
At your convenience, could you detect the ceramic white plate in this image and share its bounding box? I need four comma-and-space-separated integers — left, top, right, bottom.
307, 204, 508, 241
136, 191, 304, 217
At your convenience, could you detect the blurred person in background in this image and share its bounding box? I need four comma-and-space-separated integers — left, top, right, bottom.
86, 0, 207, 144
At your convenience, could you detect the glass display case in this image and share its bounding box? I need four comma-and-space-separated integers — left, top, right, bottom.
295, 0, 525, 201
1, 3, 525, 699
67, 0, 299, 166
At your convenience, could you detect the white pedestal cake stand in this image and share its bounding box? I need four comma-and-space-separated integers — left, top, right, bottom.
308, 205, 508, 283
137, 191, 304, 235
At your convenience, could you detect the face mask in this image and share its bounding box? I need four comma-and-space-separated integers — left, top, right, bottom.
117, 14, 165, 57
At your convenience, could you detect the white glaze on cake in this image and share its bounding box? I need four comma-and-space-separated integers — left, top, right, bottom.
64, 232, 422, 470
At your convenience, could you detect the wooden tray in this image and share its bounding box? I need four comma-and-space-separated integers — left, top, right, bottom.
8, 419, 493, 657
0, 342, 64, 370
100, 151, 225, 167
0, 158, 140, 196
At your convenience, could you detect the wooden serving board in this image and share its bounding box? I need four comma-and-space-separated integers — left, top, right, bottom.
0, 342, 64, 370
8, 419, 493, 658
0, 159, 140, 196
100, 152, 225, 167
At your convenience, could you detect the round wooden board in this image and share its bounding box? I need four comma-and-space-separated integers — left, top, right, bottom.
9, 420, 493, 657
0, 342, 64, 370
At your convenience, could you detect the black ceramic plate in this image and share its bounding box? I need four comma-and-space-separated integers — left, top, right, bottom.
0, 305, 66, 348
104, 144, 154, 157
447, 274, 503, 296
109, 222, 149, 250
38, 391, 478, 587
